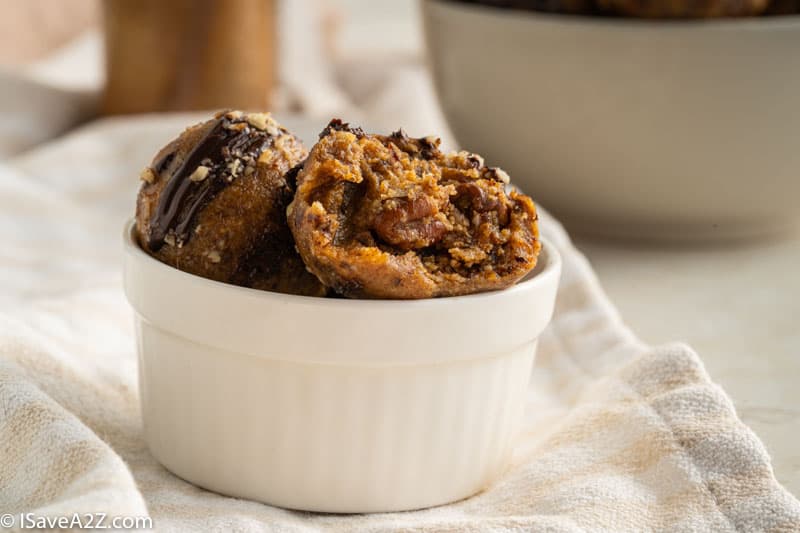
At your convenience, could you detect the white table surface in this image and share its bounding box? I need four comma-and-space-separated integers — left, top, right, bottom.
574, 231, 800, 497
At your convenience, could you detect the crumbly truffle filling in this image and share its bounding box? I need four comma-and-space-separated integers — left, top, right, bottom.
291, 120, 540, 296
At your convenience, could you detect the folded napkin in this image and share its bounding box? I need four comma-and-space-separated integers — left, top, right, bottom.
1, 110, 798, 532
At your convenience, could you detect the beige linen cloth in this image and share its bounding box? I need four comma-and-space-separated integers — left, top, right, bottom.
2, 44, 800, 533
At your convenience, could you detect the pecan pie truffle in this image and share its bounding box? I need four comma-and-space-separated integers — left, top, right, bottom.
135, 110, 327, 296
458, 0, 599, 14
765, 0, 800, 14
287, 120, 541, 299
596, 0, 769, 17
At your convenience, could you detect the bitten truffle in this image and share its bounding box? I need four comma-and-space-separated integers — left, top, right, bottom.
287, 120, 541, 299
135, 110, 327, 296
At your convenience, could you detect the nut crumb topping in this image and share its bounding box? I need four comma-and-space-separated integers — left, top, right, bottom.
491, 167, 510, 184
139, 167, 156, 183
206, 250, 221, 263
223, 122, 248, 132
466, 153, 484, 168
245, 112, 279, 136
228, 159, 241, 177
189, 165, 210, 182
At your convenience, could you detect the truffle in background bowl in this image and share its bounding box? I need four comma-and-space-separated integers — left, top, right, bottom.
422, 0, 800, 240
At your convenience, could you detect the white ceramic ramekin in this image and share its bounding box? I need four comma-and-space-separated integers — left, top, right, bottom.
123, 220, 561, 513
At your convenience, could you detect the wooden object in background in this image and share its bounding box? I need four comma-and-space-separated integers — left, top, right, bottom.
101, 0, 275, 114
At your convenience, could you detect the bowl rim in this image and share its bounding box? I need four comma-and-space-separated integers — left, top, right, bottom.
123, 218, 561, 308
425, 0, 800, 30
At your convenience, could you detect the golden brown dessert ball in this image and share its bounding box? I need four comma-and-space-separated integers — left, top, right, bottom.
596, 0, 769, 17
459, 0, 787, 16
135, 110, 327, 296
765, 0, 800, 14
287, 120, 541, 299
460, 0, 599, 14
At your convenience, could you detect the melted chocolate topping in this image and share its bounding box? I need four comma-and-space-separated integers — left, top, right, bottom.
147, 114, 278, 251
320, 118, 365, 139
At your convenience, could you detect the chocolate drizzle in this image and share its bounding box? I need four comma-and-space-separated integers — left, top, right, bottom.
320, 118, 365, 139
147, 113, 278, 251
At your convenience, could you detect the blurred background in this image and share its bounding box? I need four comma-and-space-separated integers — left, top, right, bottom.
0, 0, 797, 495
0, 0, 441, 153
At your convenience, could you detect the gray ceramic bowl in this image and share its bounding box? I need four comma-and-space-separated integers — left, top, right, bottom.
422, 0, 800, 240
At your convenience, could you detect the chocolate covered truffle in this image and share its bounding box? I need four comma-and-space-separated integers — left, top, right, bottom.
135, 110, 327, 296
